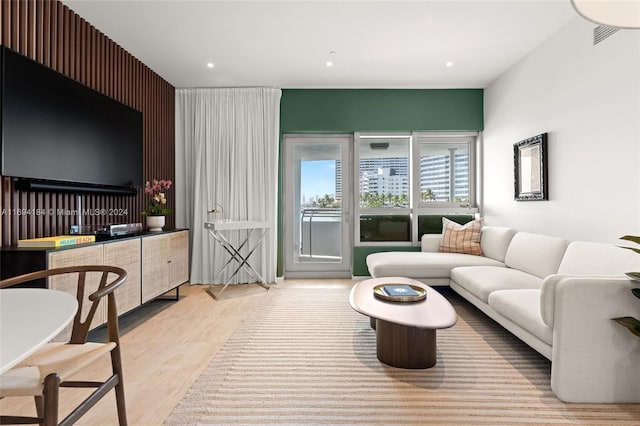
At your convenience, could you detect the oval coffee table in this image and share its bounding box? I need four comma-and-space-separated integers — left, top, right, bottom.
349, 277, 457, 369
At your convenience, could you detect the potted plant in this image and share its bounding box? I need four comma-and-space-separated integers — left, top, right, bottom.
614, 235, 640, 337
143, 179, 172, 231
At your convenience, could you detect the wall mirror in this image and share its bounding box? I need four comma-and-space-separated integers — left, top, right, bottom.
514, 133, 548, 201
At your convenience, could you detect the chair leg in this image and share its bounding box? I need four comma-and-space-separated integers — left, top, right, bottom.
111, 348, 128, 426
34, 395, 44, 426
42, 373, 60, 426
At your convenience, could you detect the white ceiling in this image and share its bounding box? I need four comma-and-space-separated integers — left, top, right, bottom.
61, 0, 578, 89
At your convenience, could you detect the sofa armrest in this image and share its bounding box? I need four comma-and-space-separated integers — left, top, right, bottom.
549, 276, 640, 402
541, 274, 635, 327
421, 234, 442, 252
540, 274, 563, 327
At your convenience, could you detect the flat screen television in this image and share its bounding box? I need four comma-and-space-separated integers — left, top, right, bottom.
0, 46, 143, 195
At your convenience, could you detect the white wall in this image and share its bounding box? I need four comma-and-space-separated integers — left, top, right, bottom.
483, 17, 640, 244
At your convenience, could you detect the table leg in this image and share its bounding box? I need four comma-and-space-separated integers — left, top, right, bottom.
209, 229, 253, 277
224, 229, 269, 285
206, 227, 270, 299
375, 319, 436, 369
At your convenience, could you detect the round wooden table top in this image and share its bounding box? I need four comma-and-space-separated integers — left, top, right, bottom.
349, 277, 457, 329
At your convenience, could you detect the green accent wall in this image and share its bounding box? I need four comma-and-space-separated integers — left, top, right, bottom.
281, 89, 484, 133
353, 246, 421, 277
277, 89, 484, 276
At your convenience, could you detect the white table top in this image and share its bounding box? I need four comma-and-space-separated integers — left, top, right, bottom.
205, 220, 270, 231
0, 288, 78, 374
349, 277, 457, 329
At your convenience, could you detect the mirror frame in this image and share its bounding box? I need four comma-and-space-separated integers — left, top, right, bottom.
514, 133, 548, 201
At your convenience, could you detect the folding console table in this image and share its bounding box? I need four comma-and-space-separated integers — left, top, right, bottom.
204, 220, 270, 299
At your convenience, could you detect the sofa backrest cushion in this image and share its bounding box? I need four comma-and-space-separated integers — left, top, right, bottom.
557, 241, 640, 275
505, 232, 570, 278
421, 234, 443, 252
541, 242, 640, 328
480, 226, 518, 262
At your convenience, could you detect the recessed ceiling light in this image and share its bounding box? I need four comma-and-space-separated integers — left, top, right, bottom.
446, 61, 453, 68
206, 62, 215, 69
326, 61, 333, 67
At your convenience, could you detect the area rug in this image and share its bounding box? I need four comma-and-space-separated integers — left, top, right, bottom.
165, 287, 640, 425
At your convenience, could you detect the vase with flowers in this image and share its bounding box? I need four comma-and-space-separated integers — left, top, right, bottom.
143, 179, 172, 231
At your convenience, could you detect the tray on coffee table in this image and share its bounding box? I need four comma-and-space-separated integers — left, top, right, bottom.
373, 284, 427, 302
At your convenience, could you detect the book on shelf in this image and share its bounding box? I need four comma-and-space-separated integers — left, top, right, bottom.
17, 235, 96, 248
383, 284, 420, 297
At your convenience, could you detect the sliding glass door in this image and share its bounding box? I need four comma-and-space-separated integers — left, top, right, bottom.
282, 135, 352, 277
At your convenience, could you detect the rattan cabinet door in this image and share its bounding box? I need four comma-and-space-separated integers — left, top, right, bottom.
168, 231, 189, 288
48, 245, 105, 339
104, 239, 142, 315
142, 234, 170, 303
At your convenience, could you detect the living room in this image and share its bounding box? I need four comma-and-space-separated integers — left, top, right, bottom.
1, 0, 639, 424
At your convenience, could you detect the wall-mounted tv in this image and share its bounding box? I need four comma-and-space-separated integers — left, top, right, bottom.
0, 46, 143, 195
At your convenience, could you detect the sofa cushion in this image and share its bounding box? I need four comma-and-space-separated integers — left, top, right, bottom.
540, 241, 640, 327
489, 289, 553, 345
450, 266, 543, 303
557, 241, 640, 275
421, 234, 442, 252
504, 232, 569, 279
367, 251, 504, 279
480, 226, 518, 262
439, 217, 483, 256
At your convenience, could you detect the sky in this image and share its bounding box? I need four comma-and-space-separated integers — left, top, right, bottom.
301, 160, 335, 200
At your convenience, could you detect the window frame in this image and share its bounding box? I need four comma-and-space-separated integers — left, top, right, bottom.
355, 131, 479, 247
354, 132, 413, 246
413, 132, 477, 209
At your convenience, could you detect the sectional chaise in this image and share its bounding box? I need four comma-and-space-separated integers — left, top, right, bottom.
366, 225, 640, 403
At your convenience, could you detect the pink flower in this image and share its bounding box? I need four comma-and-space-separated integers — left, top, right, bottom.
143, 178, 173, 216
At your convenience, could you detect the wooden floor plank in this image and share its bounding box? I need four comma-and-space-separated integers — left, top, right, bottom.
0, 280, 352, 425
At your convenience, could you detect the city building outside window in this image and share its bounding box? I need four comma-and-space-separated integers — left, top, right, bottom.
355, 132, 478, 245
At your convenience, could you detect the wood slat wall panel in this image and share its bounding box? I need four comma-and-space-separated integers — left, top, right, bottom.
0, 0, 175, 247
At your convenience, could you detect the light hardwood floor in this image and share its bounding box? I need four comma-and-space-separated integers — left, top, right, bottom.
0, 279, 355, 425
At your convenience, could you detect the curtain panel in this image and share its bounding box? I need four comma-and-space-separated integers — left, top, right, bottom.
175, 88, 281, 284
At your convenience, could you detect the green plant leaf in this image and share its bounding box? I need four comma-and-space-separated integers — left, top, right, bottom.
620, 235, 640, 245
632, 288, 640, 300
619, 246, 640, 255
613, 317, 640, 337
625, 272, 640, 283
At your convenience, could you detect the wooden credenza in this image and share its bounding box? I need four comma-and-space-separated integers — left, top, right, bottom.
0, 229, 189, 333
141, 231, 189, 303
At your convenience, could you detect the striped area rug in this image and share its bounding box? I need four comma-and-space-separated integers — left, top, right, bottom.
165, 287, 640, 425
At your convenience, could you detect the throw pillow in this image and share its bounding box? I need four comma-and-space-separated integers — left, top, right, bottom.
439, 217, 484, 256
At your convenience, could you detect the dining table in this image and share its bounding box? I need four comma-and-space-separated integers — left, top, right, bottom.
0, 288, 78, 374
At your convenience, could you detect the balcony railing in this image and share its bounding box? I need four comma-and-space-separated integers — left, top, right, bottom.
300, 208, 341, 260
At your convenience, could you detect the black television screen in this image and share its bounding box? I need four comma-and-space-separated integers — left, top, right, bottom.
0, 47, 143, 194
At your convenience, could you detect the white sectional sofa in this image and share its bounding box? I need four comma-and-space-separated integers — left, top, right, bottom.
366, 226, 640, 403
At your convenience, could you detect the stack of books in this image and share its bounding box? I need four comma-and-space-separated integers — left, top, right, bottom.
17, 235, 96, 248
382, 285, 420, 297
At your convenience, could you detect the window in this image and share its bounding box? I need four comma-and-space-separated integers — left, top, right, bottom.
355, 132, 478, 245
356, 135, 411, 242
418, 137, 473, 206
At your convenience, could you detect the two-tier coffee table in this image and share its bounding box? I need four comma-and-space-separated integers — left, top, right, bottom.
349, 277, 457, 369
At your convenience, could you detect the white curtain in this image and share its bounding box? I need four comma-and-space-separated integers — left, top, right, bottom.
175, 88, 281, 284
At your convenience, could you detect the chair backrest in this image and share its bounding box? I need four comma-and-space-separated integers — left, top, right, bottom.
0, 265, 127, 344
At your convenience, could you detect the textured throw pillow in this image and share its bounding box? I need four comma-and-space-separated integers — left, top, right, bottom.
439, 217, 484, 256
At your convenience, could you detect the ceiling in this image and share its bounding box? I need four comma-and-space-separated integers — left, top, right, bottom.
61, 0, 578, 89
